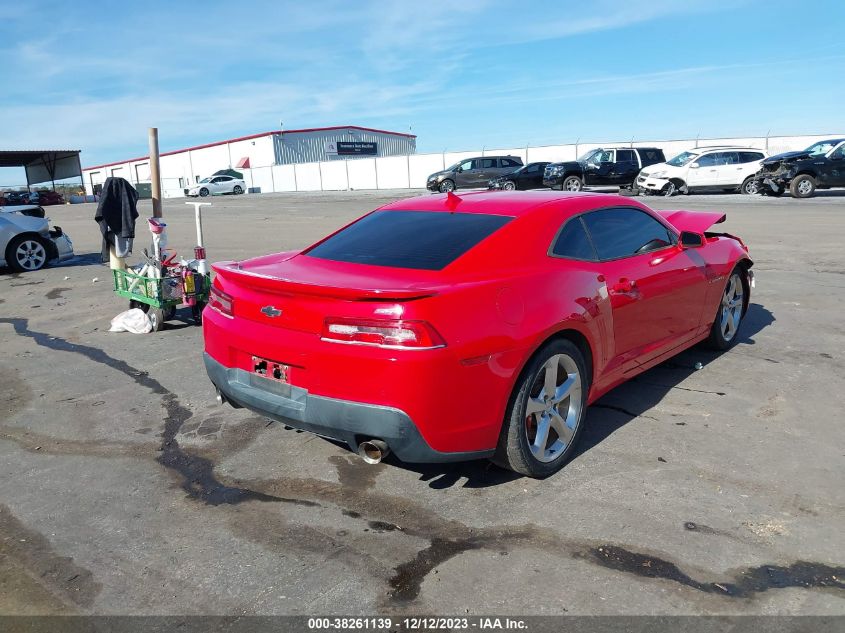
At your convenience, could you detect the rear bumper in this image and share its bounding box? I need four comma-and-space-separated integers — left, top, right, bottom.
204, 353, 494, 464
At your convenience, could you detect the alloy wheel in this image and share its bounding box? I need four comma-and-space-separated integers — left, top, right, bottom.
15, 240, 47, 271
524, 353, 583, 462
797, 180, 813, 196
744, 180, 759, 195
503, 181, 516, 191
720, 273, 744, 342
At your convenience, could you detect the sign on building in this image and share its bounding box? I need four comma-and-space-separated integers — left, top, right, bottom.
337, 142, 377, 155
324, 141, 378, 156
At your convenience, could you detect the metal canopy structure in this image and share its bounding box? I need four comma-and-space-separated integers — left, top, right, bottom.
0, 150, 82, 188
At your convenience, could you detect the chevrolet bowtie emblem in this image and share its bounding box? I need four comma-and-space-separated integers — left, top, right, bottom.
260, 306, 282, 318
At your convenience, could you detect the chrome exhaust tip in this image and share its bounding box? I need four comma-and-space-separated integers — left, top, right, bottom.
358, 439, 390, 464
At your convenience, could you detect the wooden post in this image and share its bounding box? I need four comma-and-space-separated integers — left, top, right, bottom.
149, 127, 163, 218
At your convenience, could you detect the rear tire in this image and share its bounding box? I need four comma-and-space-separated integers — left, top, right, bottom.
493, 339, 588, 478
706, 268, 747, 350
741, 177, 759, 195
233, 185, 243, 195
789, 174, 816, 198
562, 176, 582, 192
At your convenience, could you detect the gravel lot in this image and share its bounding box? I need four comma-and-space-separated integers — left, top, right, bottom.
0, 189, 843, 616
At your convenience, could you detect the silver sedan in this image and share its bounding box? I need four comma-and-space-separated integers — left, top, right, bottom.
0, 206, 74, 272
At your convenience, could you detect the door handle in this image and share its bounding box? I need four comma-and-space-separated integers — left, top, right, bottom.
610, 278, 637, 294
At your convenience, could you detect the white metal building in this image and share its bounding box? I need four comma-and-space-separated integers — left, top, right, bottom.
82, 125, 416, 197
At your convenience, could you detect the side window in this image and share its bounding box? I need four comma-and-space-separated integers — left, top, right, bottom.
830, 145, 845, 159
480, 158, 496, 169
695, 153, 718, 167
458, 159, 474, 171
716, 152, 738, 165
551, 217, 597, 261
616, 149, 635, 162
740, 151, 764, 163
597, 150, 614, 163
582, 208, 675, 260
501, 158, 521, 168
639, 149, 658, 163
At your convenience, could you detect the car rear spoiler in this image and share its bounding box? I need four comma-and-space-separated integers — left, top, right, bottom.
212, 261, 439, 301
656, 210, 726, 234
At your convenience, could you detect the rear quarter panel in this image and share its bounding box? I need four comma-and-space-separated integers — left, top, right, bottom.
700, 235, 753, 325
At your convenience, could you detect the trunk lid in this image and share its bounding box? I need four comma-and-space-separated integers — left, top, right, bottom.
212, 252, 441, 334
657, 210, 726, 234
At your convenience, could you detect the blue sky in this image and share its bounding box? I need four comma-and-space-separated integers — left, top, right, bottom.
1, 0, 843, 182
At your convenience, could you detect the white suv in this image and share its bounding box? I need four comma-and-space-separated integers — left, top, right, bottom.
636, 147, 768, 196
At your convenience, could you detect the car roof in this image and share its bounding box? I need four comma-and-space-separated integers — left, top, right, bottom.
690, 146, 764, 152
0, 204, 40, 212
379, 190, 628, 217
457, 155, 521, 160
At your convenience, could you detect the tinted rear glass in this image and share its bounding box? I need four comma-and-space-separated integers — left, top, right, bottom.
551, 217, 596, 260
306, 210, 512, 270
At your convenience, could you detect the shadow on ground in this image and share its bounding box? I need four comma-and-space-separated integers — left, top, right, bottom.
0, 252, 103, 277
381, 303, 775, 488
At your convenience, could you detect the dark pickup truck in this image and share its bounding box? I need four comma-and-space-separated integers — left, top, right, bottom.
753, 138, 845, 198
543, 147, 665, 191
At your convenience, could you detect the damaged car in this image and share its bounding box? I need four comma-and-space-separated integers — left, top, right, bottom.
753, 138, 845, 198
203, 191, 753, 477
0, 206, 73, 272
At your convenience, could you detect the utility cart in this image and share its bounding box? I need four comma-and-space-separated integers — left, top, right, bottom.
112, 267, 210, 331
111, 201, 212, 332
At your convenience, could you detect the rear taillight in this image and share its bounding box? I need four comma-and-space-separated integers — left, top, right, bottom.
209, 285, 234, 317
321, 317, 445, 349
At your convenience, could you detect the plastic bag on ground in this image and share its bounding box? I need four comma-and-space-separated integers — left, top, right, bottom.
109, 308, 153, 334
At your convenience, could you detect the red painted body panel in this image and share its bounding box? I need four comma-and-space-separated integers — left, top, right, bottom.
203, 191, 751, 456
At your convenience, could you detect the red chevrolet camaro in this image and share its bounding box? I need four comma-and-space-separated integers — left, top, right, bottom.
203, 191, 752, 477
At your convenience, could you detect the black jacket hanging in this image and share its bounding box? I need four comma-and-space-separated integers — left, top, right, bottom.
94, 177, 139, 261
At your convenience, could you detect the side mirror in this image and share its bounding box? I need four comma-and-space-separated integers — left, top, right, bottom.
586, 164, 598, 170
680, 231, 704, 248
455, 166, 463, 173
689, 162, 700, 169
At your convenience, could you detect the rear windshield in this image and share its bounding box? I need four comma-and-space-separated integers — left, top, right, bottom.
305, 210, 512, 270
